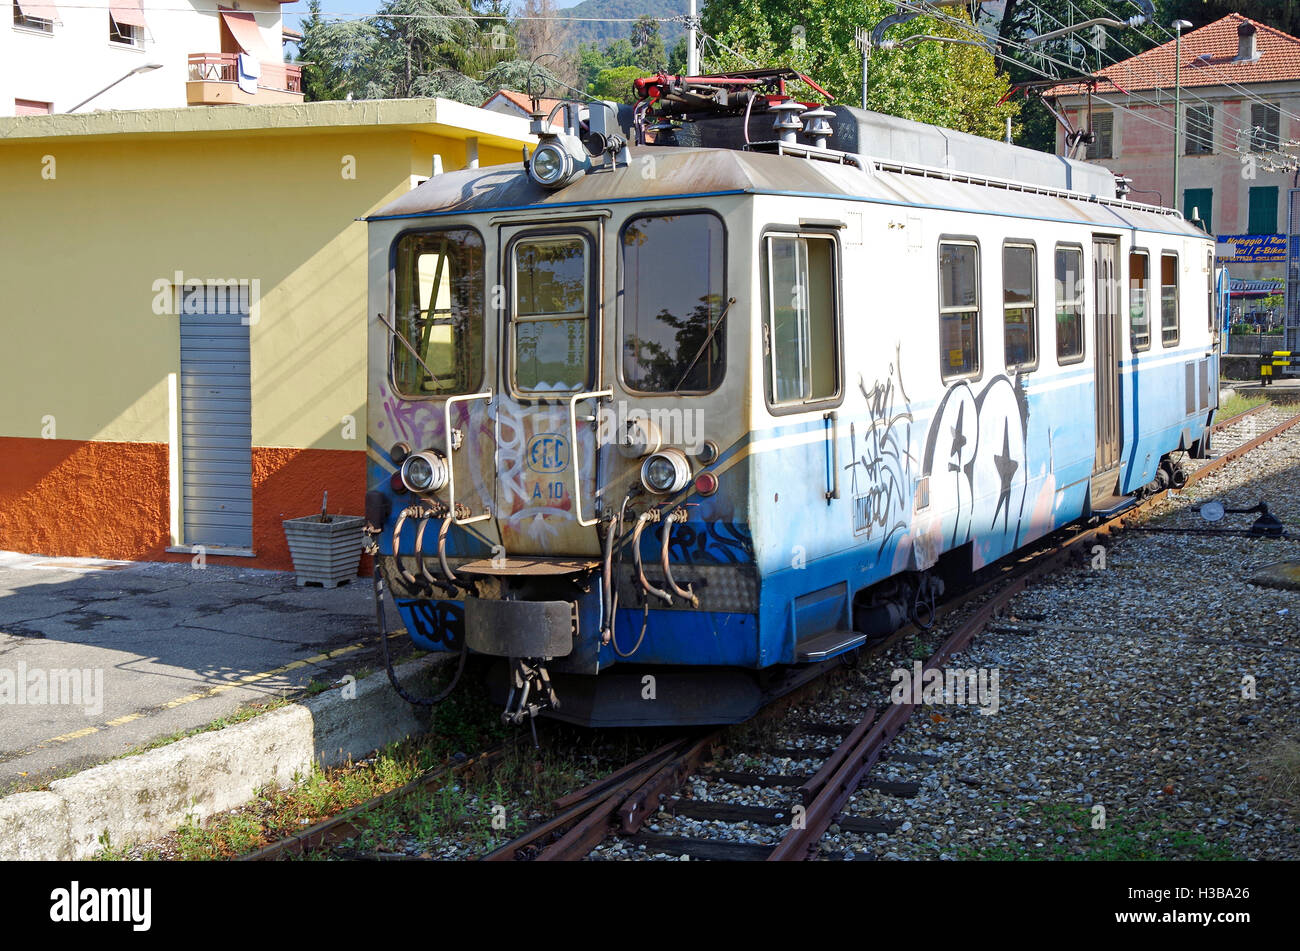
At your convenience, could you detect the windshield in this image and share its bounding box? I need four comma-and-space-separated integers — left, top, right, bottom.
392, 228, 485, 396
621, 212, 726, 392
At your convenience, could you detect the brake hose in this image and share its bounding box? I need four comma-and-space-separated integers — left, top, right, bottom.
373, 567, 467, 706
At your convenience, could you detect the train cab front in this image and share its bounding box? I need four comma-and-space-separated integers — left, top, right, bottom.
362, 100, 763, 728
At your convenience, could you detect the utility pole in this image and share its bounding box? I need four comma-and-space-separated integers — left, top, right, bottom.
1173, 19, 1192, 213
687, 0, 699, 75
855, 27, 869, 109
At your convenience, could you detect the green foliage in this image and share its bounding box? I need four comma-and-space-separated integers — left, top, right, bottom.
630, 15, 668, 70
1161, 0, 1300, 34
590, 65, 647, 103
956, 802, 1237, 860
700, 0, 1019, 139
299, 0, 546, 106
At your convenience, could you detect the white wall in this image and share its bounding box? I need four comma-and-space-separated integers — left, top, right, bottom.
2, 0, 285, 116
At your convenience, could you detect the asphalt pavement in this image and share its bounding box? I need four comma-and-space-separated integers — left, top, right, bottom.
0, 551, 377, 789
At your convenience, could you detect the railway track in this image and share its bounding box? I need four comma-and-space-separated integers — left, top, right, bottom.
241, 404, 1300, 862
485, 405, 1300, 862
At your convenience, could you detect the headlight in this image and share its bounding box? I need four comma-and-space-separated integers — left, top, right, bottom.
640, 449, 691, 495
529, 141, 574, 189
400, 451, 449, 493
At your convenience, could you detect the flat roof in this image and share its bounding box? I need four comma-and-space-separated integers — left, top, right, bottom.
0, 98, 536, 150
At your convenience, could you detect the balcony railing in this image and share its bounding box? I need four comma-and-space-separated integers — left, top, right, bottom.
187, 53, 303, 94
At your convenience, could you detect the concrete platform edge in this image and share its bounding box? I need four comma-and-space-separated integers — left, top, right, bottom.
0, 654, 442, 860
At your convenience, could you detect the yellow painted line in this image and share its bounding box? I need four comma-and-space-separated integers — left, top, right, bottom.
48, 726, 99, 743
23, 640, 370, 754
159, 641, 368, 710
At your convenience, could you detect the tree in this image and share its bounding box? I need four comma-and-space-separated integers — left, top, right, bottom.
701, 0, 1020, 140
515, 0, 559, 60
987, 0, 1171, 150
668, 37, 688, 74
630, 15, 667, 70
1161, 0, 1300, 34
590, 65, 645, 103
299, 0, 382, 101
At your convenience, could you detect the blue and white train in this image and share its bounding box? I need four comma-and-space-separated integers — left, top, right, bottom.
361, 71, 1217, 726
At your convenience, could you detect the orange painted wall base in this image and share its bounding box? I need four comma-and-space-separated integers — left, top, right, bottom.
0, 437, 367, 573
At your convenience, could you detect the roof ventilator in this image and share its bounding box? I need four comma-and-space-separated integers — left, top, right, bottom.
801, 107, 835, 149
770, 101, 805, 145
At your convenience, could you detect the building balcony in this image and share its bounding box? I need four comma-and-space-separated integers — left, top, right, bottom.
186, 53, 303, 106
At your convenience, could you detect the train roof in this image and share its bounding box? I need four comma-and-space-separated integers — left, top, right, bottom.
367, 145, 1207, 241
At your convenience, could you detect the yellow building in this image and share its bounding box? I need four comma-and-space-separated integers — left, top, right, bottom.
0, 98, 533, 570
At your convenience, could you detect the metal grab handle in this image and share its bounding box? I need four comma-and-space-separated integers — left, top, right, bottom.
444, 390, 492, 525
824, 410, 840, 502
568, 388, 613, 527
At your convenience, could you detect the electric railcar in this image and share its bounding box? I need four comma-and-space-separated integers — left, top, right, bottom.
362, 72, 1217, 726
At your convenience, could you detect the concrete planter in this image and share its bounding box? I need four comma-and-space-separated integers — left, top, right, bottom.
282, 515, 364, 587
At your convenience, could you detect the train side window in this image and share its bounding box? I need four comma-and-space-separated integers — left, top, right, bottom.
1160, 252, 1179, 347
622, 212, 726, 393
1054, 245, 1085, 364
392, 228, 485, 397
1129, 250, 1151, 352
1002, 242, 1037, 371
938, 240, 981, 381
765, 233, 840, 405
512, 234, 590, 393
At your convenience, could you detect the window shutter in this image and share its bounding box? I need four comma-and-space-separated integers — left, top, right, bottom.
1249, 186, 1279, 234
1250, 103, 1280, 152
1086, 112, 1114, 159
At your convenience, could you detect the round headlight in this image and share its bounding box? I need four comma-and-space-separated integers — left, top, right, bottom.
640, 449, 691, 495
529, 142, 572, 188
400, 451, 448, 494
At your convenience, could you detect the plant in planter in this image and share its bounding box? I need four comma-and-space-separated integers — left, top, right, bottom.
282, 492, 364, 587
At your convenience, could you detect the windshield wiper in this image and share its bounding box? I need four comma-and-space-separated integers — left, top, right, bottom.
671, 297, 736, 394
375, 311, 445, 392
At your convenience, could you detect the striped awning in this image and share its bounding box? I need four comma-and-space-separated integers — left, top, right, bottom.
219, 6, 274, 58
108, 0, 146, 27
16, 0, 60, 20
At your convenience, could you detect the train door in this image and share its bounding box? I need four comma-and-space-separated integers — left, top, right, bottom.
493, 217, 606, 556
1091, 236, 1123, 506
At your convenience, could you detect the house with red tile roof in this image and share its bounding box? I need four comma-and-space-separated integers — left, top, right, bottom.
482, 88, 566, 121
1047, 14, 1300, 301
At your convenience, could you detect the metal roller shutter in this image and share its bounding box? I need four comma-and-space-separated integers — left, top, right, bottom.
180, 310, 253, 549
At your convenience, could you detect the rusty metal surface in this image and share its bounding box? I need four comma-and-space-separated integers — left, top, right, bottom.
483, 737, 686, 861
798, 706, 877, 807
367, 146, 1202, 240
618, 732, 722, 834
1211, 404, 1267, 433
240, 743, 511, 861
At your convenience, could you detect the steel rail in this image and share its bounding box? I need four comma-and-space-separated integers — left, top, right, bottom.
244, 410, 1300, 863
239, 741, 515, 861
768, 409, 1300, 861
1210, 403, 1267, 433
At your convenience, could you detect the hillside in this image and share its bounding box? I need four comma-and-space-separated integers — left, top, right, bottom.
555, 0, 687, 52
